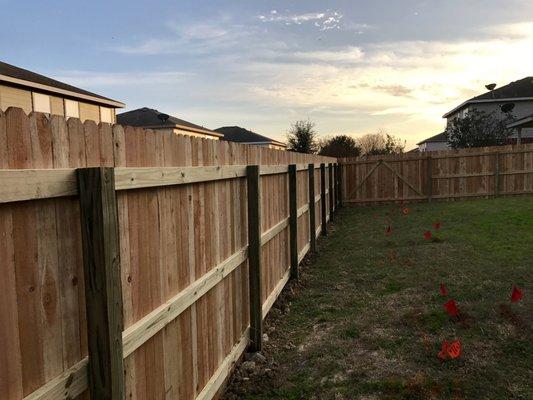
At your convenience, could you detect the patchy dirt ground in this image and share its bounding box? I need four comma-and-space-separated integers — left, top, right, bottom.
222, 197, 533, 400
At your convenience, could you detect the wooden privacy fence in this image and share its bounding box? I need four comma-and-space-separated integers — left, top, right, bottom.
340, 143, 533, 204
0, 108, 340, 400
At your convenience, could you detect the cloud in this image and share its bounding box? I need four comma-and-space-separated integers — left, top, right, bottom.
372, 85, 414, 97
258, 10, 344, 31
291, 47, 364, 63
115, 16, 253, 55
104, 17, 533, 148
51, 70, 191, 87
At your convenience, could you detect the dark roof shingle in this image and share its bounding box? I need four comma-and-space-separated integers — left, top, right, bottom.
417, 132, 447, 145
215, 126, 286, 146
444, 77, 533, 118
0, 60, 123, 106
117, 108, 221, 136
471, 77, 533, 101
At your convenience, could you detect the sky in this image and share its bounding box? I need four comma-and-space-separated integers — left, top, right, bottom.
1, 0, 533, 149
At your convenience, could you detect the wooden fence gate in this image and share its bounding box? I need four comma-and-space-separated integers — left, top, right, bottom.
341, 144, 533, 204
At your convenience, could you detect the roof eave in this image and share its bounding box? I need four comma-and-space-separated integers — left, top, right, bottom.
0, 74, 125, 108
141, 123, 223, 137
232, 140, 287, 147
507, 116, 533, 129
443, 97, 533, 118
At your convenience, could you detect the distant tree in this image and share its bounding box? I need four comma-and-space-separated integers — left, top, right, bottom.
287, 120, 319, 154
358, 131, 405, 155
446, 110, 514, 149
318, 135, 361, 158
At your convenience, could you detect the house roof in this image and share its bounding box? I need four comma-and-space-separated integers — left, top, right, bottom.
443, 77, 533, 118
214, 126, 286, 147
416, 132, 447, 145
117, 108, 222, 137
507, 113, 533, 129
0, 61, 124, 108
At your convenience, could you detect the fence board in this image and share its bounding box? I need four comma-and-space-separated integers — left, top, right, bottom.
0, 108, 335, 400
341, 144, 533, 204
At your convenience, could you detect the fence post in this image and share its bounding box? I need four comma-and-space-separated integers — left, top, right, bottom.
494, 152, 500, 196
426, 155, 433, 203
288, 164, 299, 280
320, 163, 327, 236
334, 163, 340, 209
328, 163, 334, 219
338, 163, 344, 207
308, 164, 316, 253
77, 167, 125, 400
246, 165, 262, 352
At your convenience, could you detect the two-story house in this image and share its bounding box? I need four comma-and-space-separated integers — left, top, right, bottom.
417, 77, 533, 151
0, 61, 124, 123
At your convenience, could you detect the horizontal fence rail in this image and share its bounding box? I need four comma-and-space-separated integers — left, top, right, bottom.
0, 108, 339, 400
340, 143, 533, 204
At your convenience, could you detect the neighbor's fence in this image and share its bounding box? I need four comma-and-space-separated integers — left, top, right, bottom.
0, 108, 339, 400
340, 143, 533, 204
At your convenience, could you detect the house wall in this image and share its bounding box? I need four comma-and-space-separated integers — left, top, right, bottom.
0, 83, 118, 123
50, 95, 65, 116
267, 143, 287, 151
79, 102, 100, 123
0, 84, 32, 113
172, 127, 220, 140
418, 141, 449, 152
446, 100, 533, 139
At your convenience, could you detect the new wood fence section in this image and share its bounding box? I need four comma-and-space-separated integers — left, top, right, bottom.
340, 143, 533, 204
0, 108, 339, 400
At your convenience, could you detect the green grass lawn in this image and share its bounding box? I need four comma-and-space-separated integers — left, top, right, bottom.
227, 197, 533, 400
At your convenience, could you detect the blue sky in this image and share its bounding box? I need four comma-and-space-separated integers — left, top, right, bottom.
2, 0, 533, 148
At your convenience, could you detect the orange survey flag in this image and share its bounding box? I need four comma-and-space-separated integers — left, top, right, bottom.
511, 285, 523, 303
438, 340, 461, 360
444, 299, 459, 317
448, 340, 461, 359
439, 283, 449, 297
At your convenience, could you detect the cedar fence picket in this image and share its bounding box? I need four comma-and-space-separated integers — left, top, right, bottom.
0, 108, 340, 400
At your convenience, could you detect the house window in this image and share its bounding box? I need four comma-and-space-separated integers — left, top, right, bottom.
33, 92, 51, 114
100, 107, 113, 123
65, 99, 79, 118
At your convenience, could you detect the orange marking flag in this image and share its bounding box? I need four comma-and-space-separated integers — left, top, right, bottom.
444, 299, 459, 317
438, 340, 461, 360
511, 285, 523, 303
448, 340, 461, 359
439, 283, 449, 297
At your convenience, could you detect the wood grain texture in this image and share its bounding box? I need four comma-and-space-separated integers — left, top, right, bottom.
77, 167, 124, 400
341, 144, 533, 204
308, 164, 317, 253
289, 164, 298, 280
320, 163, 327, 236
0, 108, 336, 400
246, 165, 262, 352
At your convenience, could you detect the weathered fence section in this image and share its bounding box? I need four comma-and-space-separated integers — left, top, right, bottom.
341, 143, 533, 204
0, 108, 338, 400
